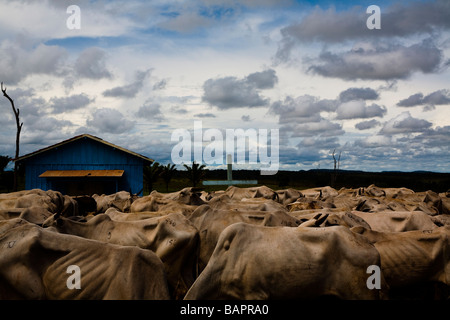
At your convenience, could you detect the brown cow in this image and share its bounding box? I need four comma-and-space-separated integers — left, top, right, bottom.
130, 187, 204, 213
351, 210, 439, 232
0, 218, 170, 299
187, 204, 300, 273
352, 226, 450, 299
93, 191, 137, 213
43, 211, 199, 299
218, 185, 279, 202
185, 223, 387, 300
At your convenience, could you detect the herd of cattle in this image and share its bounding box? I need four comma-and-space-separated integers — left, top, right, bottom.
0, 184, 449, 300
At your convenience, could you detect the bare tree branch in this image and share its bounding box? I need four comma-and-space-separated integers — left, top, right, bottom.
1, 82, 23, 191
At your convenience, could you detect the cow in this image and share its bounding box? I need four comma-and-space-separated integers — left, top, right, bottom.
275, 188, 304, 205
0, 208, 24, 220
294, 211, 372, 229
207, 194, 287, 213
218, 185, 279, 202
93, 191, 138, 213
0, 218, 170, 300
351, 210, 439, 232
352, 226, 450, 299
187, 204, 301, 273
42, 211, 199, 299
424, 191, 450, 215
0, 189, 65, 213
130, 187, 204, 213
105, 207, 165, 221
185, 223, 387, 300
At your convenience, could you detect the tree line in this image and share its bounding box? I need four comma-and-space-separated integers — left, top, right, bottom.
144, 161, 207, 193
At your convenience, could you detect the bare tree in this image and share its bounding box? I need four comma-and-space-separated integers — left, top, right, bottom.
1, 82, 23, 191
331, 148, 341, 188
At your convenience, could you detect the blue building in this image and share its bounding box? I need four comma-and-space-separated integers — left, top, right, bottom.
15, 134, 153, 196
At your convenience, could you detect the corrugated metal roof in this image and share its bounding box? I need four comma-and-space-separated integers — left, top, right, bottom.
39, 170, 124, 178
14, 134, 154, 164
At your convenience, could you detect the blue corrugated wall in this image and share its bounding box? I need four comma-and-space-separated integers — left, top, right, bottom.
21, 137, 146, 196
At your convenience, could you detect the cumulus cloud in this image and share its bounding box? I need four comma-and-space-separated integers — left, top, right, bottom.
135, 102, 165, 122
335, 101, 386, 120
339, 87, 379, 102
87, 108, 135, 134
398, 89, 450, 108
397, 93, 425, 107
0, 38, 67, 85
202, 69, 277, 109
269, 95, 337, 124
74, 47, 113, 80
307, 40, 443, 81
355, 119, 380, 130
290, 119, 344, 138
354, 135, 394, 149
49, 93, 94, 114
297, 136, 339, 149
103, 69, 151, 98
274, 0, 450, 63
245, 69, 278, 89
379, 111, 432, 135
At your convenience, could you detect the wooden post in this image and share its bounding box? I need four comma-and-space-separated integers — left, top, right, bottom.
227, 154, 232, 186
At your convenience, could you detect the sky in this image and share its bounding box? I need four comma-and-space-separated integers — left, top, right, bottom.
0, 0, 449, 173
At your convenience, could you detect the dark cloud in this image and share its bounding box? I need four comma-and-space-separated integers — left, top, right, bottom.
0, 39, 67, 85
194, 113, 216, 118
269, 95, 337, 124
103, 69, 151, 98
135, 102, 165, 122
397, 89, 450, 109
202, 69, 277, 109
245, 69, 278, 89
307, 40, 443, 81
289, 119, 344, 138
339, 87, 379, 102
87, 108, 135, 134
241, 115, 251, 122
412, 126, 450, 148
379, 111, 432, 135
297, 136, 340, 149
274, 0, 450, 63
397, 93, 424, 107
355, 119, 380, 130
74, 47, 113, 80
25, 115, 73, 132
423, 89, 450, 105
49, 93, 94, 114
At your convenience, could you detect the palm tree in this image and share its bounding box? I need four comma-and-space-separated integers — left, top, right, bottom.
160, 163, 177, 192
143, 162, 162, 193
183, 161, 207, 187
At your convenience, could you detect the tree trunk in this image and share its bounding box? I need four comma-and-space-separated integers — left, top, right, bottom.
1, 82, 23, 191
